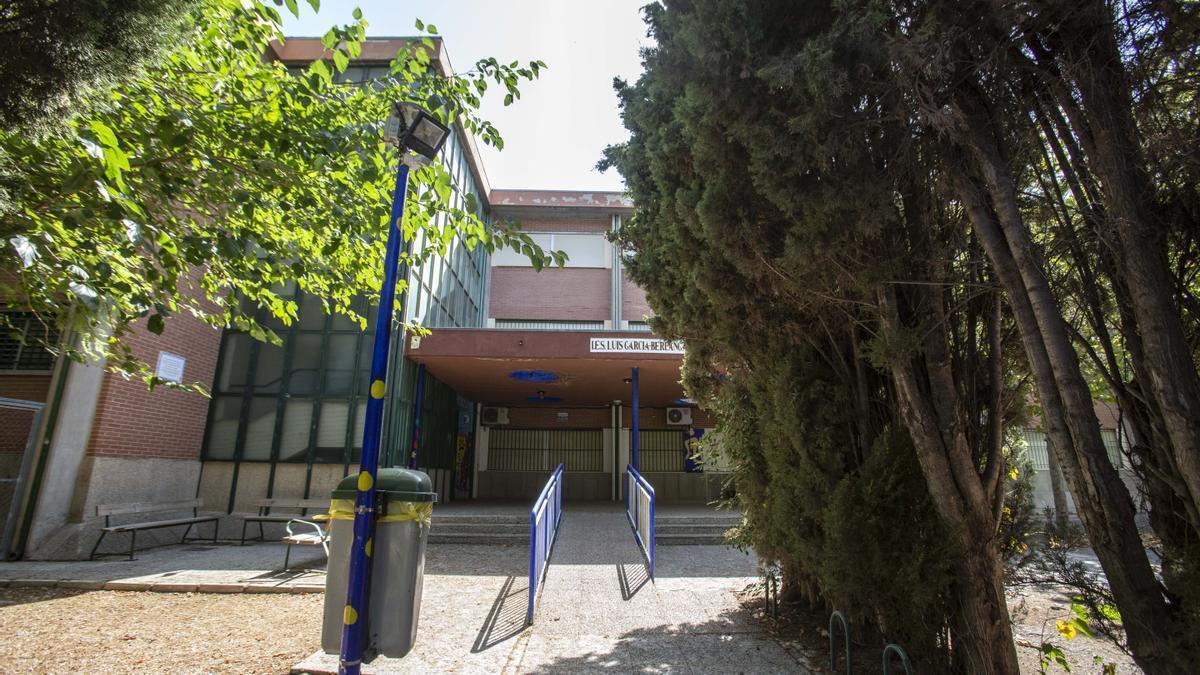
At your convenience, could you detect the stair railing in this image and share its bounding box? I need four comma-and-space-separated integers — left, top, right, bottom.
625, 464, 656, 578
527, 463, 564, 624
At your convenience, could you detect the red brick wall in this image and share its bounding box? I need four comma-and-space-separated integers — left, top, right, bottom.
488, 267, 611, 322
621, 275, 653, 323
86, 310, 221, 460
505, 406, 611, 429
0, 374, 52, 403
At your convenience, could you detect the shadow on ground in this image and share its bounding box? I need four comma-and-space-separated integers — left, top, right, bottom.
472, 574, 529, 652
518, 610, 814, 673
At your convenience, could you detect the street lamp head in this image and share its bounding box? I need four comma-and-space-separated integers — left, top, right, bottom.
385, 102, 450, 163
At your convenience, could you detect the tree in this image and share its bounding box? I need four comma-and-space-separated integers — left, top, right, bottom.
607, 0, 1199, 670
0, 0, 196, 133
0, 0, 556, 386
604, 2, 1029, 669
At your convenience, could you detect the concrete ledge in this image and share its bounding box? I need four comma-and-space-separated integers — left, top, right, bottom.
0, 578, 323, 594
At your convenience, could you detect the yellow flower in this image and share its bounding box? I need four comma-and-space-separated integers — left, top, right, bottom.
1056, 620, 1077, 641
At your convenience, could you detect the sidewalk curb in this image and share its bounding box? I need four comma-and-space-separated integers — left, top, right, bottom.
0, 578, 325, 594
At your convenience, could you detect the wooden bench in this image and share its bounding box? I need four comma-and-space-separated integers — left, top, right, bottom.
239, 498, 329, 545
91, 499, 218, 560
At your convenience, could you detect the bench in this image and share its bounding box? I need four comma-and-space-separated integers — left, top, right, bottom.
239, 498, 330, 545
91, 499, 218, 560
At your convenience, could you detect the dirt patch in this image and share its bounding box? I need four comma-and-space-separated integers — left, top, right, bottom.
743, 583, 1140, 673
1009, 584, 1138, 674
0, 588, 323, 674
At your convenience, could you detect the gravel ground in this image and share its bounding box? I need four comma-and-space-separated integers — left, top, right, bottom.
1009, 584, 1138, 674
0, 588, 322, 674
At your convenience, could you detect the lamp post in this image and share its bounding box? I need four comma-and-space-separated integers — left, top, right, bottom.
339, 103, 449, 675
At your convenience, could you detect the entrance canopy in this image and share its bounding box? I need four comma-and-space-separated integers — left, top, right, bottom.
405, 329, 686, 407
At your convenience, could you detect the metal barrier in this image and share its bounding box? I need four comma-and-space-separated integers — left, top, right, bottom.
527, 463, 564, 624
624, 465, 656, 578
829, 610, 851, 674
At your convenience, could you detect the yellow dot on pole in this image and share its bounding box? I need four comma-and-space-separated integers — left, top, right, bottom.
344, 605, 358, 625
365, 538, 373, 558
357, 471, 373, 491
370, 380, 386, 399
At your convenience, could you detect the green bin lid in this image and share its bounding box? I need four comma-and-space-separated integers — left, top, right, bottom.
331, 468, 438, 502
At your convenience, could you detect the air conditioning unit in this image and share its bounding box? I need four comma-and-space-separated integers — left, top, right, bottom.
666, 407, 693, 425
481, 406, 510, 426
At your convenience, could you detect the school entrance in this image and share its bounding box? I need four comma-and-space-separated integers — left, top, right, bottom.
405, 328, 723, 501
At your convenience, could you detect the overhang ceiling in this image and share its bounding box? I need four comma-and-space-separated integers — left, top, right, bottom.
406, 329, 686, 407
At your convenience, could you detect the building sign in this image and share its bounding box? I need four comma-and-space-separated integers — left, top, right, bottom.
156, 351, 186, 383
588, 337, 685, 354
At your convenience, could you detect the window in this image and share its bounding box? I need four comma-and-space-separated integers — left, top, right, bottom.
494, 319, 605, 331
0, 313, 59, 372
490, 232, 610, 268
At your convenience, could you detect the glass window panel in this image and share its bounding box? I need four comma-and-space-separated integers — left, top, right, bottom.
353, 400, 367, 449
216, 333, 253, 393
288, 334, 323, 395
1101, 429, 1123, 468
278, 399, 313, 462
554, 233, 609, 268
317, 400, 350, 448
204, 396, 241, 460
325, 334, 358, 395
253, 342, 286, 393
298, 293, 327, 330
241, 397, 277, 461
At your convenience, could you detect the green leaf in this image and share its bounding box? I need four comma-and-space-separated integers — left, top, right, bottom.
414, 18, 424, 30
89, 120, 119, 148
306, 0, 320, 11
147, 314, 165, 335
333, 50, 349, 72
283, 0, 299, 18
353, 6, 362, 19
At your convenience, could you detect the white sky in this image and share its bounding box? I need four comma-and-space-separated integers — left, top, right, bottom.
281, 0, 654, 193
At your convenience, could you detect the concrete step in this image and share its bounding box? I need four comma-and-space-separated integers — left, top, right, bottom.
655, 524, 731, 535
654, 516, 741, 526
431, 521, 528, 534
657, 532, 729, 545
427, 532, 528, 545
432, 515, 527, 525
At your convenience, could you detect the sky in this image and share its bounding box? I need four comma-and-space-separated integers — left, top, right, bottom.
281, 1, 655, 193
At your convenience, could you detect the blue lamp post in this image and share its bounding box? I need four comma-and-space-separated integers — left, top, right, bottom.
339, 102, 450, 675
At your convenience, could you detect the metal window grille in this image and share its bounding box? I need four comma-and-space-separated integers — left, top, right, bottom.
0, 313, 59, 372
494, 320, 606, 331
639, 429, 684, 472
488, 428, 604, 472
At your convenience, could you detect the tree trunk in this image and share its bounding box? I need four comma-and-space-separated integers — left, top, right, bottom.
878, 285, 1021, 674
1046, 443, 1070, 533
952, 534, 1020, 675
1053, 0, 1200, 533
949, 160, 1180, 672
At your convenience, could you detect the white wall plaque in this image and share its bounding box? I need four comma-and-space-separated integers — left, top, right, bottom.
156, 351, 186, 383
588, 337, 685, 354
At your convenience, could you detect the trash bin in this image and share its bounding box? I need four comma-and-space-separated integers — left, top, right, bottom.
321, 468, 437, 658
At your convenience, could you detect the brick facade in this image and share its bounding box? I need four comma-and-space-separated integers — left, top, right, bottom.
0, 374, 52, 403
86, 311, 221, 461
621, 277, 653, 323
488, 267, 611, 322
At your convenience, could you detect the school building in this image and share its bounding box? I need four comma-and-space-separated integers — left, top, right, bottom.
0, 38, 722, 561
0, 37, 1140, 561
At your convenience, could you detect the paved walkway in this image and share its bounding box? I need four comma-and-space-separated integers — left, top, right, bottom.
297, 503, 813, 673
0, 503, 814, 673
